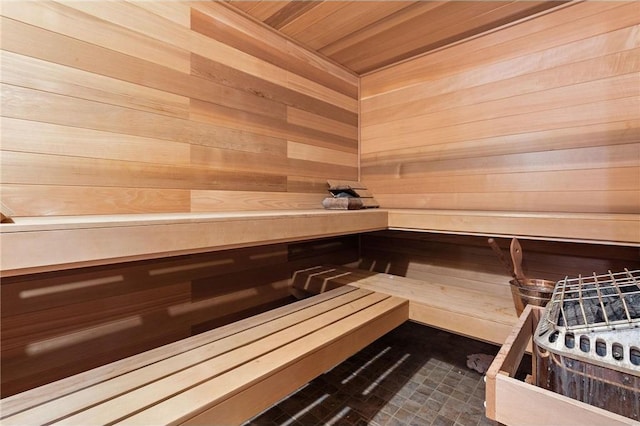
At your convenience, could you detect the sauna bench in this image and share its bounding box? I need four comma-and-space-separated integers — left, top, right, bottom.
386, 209, 640, 246
0, 209, 389, 277
2, 208, 636, 277
292, 265, 518, 345
0, 285, 409, 425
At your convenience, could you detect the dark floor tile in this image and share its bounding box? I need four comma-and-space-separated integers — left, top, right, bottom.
473, 383, 486, 399
432, 414, 456, 426
436, 383, 456, 396
398, 381, 420, 398
454, 380, 478, 396
423, 396, 447, 412
394, 407, 416, 424
429, 368, 450, 382
416, 383, 436, 397
450, 388, 471, 403
422, 377, 441, 389
409, 415, 433, 426
430, 389, 450, 404
467, 395, 485, 412
456, 410, 485, 426
439, 398, 466, 422
400, 398, 424, 415
409, 390, 430, 405
371, 409, 393, 425
443, 373, 464, 388
477, 415, 501, 426
416, 404, 440, 424
381, 401, 401, 416
242, 322, 500, 426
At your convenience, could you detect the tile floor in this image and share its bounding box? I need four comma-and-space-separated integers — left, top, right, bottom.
244, 322, 506, 426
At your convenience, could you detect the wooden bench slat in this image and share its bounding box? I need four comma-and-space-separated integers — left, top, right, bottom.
29, 290, 401, 425
293, 265, 518, 344
0, 285, 358, 417
297, 266, 514, 323
3, 287, 374, 425
119, 296, 409, 425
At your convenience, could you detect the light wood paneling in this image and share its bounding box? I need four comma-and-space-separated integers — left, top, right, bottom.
1, 185, 191, 217
361, 2, 635, 97
191, 190, 324, 212
360, 2, 640, 216
226, 1, 566, 74
0, 1, 358, 218
0, 1, 360, 397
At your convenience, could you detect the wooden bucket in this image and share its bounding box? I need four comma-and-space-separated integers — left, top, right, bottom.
509, 278, 555, 316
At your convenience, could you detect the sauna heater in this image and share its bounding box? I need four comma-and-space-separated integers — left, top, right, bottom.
534, 269, 640, 420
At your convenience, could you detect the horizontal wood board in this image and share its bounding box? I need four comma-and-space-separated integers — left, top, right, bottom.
0, 1, 358, 218
226, 1, 567, 74
360, 2, 640, 218
292, 264, 516, 344
0, 210, 388, 276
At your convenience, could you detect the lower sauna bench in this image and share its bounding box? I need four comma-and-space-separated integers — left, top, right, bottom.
0, 286, 409, 425
292, 265, 518, 345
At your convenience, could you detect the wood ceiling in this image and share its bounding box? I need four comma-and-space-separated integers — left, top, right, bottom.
224, 1, 567, 74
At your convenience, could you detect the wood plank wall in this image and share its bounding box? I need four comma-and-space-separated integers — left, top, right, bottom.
360, 2, 640, 214
1, 236, 359, 397
0, 1, 358, 217
0, 1, 359, 397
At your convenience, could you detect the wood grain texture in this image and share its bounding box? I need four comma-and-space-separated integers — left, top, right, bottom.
226, 0, 566, 74
360, 2, 640, 222
1, 185, 191, 217
0, 1, 357, 217
1, 0, 191, 73
292, 264, 515, 345
191, 2, 358, 98
0, 287, 408, 424
387, 210, 640, 245
0, 238, 360, 396
0, 210, 389, 276
361, 2, 634, 97
191, 190, 324, 211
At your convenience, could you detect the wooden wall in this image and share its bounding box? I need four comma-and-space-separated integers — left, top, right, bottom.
360, 2, 639, 214
1, 236, 359, 397
0, 1, 358, 217
0, 1, 359, 397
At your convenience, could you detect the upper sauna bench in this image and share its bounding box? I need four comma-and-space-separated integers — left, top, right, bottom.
387, 209, 640, 246
0, 210, 388, 276
1, 209, 637, 276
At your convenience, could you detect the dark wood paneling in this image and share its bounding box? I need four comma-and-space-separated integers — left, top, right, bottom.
1, 237, 360, 396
